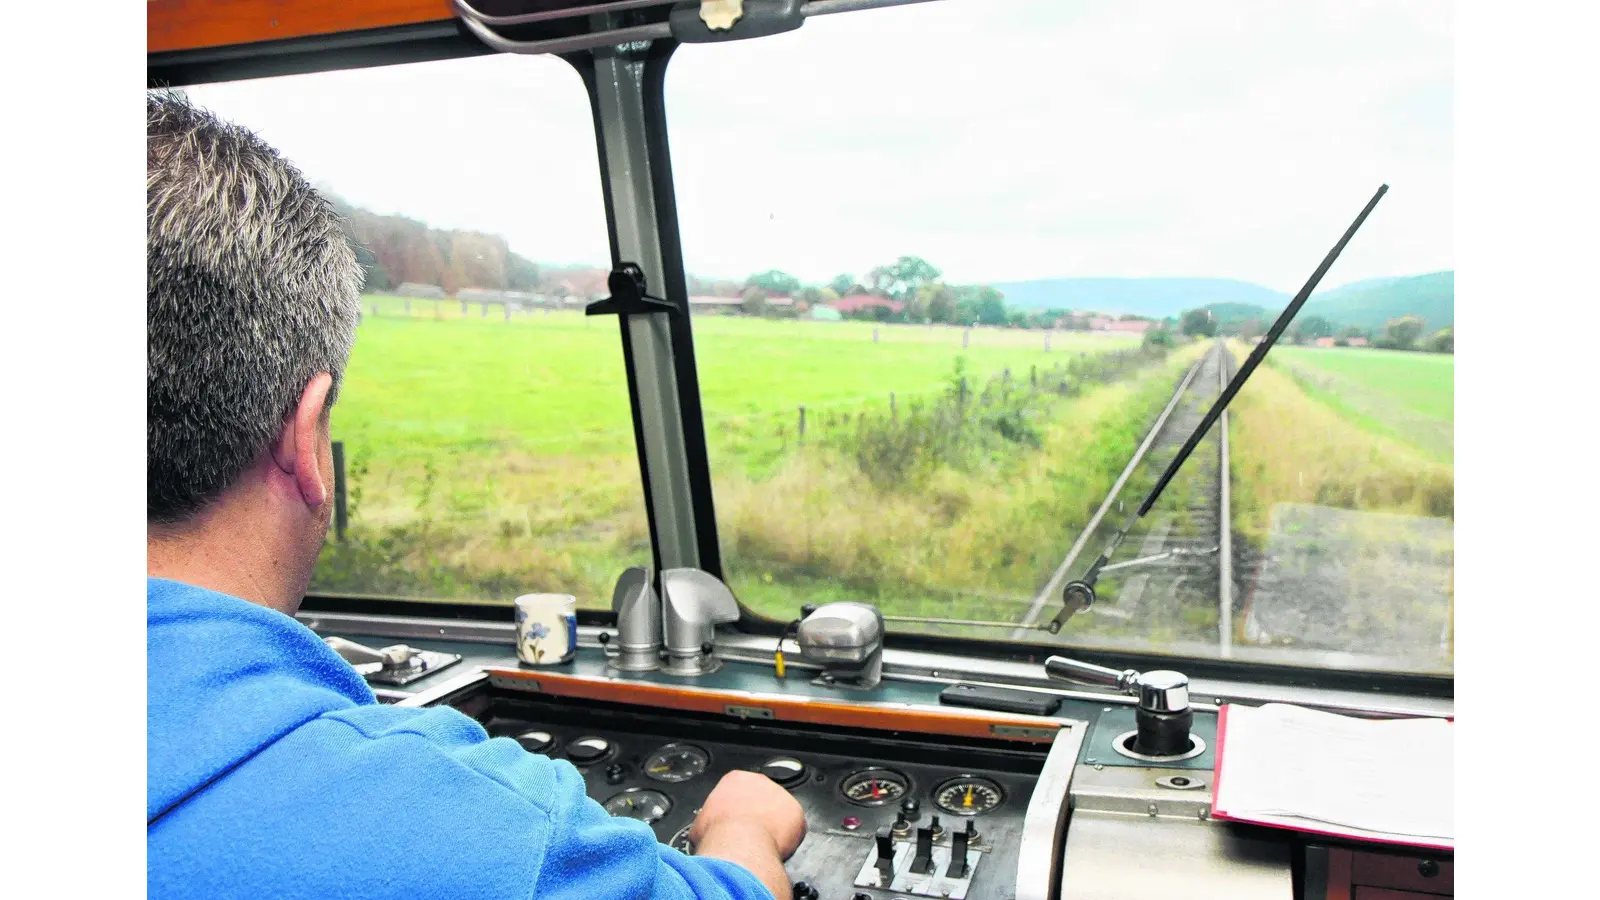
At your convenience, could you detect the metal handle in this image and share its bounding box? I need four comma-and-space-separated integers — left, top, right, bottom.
1044, 656, 1190, 714
1044, 656, 1139, 692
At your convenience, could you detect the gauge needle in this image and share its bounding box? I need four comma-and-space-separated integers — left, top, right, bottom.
964, 785, 973, 808
870, 779, 881, 800
650, 766, 669, 773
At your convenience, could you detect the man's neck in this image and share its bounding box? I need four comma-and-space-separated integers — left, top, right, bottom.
148, 502, 304, 616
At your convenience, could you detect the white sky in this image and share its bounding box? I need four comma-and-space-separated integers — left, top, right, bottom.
184, 0, 1451, 293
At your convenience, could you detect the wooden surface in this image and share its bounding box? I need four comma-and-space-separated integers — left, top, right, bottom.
148, 0, 457, 54
486, 666, 1066, 743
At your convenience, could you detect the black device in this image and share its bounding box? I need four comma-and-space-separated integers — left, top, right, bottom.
938, 683, 1063, 717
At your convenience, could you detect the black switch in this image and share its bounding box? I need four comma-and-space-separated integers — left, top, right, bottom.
909, 826, 934, 875
948, 826, 969, 879
929, 814, 943, 838
873, 827, 895, 877
791, 881, 814, 900
964, 818, 979, 845
604, 763, 626, 785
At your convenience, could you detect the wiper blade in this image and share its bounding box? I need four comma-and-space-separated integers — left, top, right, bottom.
1048, 183, 1389, 634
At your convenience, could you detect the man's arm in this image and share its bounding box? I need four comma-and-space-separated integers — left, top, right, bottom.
690, 771, 807, 900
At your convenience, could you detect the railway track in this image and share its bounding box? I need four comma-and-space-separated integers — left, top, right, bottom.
1014, 339, 1237, 650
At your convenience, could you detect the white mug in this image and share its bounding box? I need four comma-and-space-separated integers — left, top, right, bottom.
514, 593, 577, 666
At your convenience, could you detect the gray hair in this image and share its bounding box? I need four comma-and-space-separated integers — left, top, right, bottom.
147, 91, 363, 524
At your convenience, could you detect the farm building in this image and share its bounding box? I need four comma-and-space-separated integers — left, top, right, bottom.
1102, 319, 1155, 335
827, 295, 905, 317
688, 296, 743, 315
395, 282, 446, 299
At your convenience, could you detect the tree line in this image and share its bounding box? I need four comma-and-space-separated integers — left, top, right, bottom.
1177, 307, 1453, 354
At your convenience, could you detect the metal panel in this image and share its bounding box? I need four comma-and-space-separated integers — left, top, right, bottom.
589, 45, 700, 571
1058, 813, 1291, 900
1016, 721, 1088, 900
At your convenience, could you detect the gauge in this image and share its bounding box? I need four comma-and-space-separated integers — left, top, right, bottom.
933, 776, 1004, 816
603, 788, 672, 824
669, 824, 695, 856
514, 730, 555, 754
840, 767, 909, 807
565, 736, 615, 765
643, 743, 709, 783
757, 756, 808, 789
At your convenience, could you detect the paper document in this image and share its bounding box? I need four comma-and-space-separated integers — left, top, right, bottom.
1211, 703, 1452, 847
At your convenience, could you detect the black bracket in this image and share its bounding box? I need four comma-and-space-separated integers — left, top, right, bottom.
585, 263, 678, 318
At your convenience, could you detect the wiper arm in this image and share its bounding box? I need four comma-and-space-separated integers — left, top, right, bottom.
1048, 183, 1389, 634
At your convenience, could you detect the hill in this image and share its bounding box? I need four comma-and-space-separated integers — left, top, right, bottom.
1303, 271, 1454, 332
990, 277, 1288, 318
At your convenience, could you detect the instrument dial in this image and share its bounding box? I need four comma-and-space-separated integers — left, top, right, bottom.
603, 788, 672, 824
933, 776, 1004, 816
514, 730, 555, 754
670, 824, 695, 856
758, 756, 808, 788
840, 767, 909, 807
643, 743, 710, 783
565, 736, 615, 765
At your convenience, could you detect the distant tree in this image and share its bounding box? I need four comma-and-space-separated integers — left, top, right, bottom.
1006, 309, 1033, 329
747, 269, 801, 296
1239, 318, 1264, 340
819, 287, 841, 303
1380, 315, 1425, 350
741, 286, 768, 317
912, 283, 958, 324
1293, 314, 1334, 342
868, 256, 942, 301
1143, 328, 1176, 349
795, 285, 825, 306
1339, 325, 1367, 340
975, 291, 1008, 326
1180, 308, 1217, 337
829, 273, 856, 296
507, 252, 540, 292
1425, 327, 1454, 354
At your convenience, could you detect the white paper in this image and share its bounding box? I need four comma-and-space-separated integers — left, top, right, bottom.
1214, 703, 1453, 842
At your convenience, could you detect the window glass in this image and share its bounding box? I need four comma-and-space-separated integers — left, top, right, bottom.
182, 55, 642, 608
666, 0, 1452, 673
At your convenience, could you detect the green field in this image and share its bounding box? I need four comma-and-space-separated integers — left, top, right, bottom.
1270, 346, 1454, 462
314, 300, 1151, 613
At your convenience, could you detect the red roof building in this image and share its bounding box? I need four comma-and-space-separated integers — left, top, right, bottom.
827, 295, 905, 315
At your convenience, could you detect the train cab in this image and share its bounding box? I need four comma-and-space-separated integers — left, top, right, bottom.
142, 2, 1461, 899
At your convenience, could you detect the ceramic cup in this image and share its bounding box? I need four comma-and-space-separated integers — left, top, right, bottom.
514, 593, 577, 666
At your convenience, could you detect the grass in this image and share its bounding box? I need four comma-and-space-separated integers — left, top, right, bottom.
313, 299, 1145, 608
1270, 346, 1454, 462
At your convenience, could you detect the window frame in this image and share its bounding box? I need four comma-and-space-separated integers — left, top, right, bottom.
148, 17, 1454, 700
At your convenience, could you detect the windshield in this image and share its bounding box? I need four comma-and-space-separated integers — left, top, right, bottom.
666, 0, 1453, 674
180, 55, 646, 609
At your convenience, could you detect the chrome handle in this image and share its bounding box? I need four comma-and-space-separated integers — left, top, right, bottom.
1044, 656, 1189, 714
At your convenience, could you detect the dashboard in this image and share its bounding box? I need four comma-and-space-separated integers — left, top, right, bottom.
473, 689, 1047, 900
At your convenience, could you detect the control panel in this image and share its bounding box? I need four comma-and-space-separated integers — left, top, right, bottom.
470, 692, 1047, 900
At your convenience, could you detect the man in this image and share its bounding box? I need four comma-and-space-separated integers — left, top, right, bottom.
146, 91, 804, 899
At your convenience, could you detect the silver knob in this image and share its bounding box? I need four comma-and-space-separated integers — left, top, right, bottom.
1136, 670, 1189, 713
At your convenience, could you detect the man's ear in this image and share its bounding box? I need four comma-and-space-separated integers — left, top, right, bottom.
270, 373, 334, 510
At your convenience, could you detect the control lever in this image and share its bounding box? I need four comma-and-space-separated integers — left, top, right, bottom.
874, 827, 895, 877
324, 636, 423, 674
909, 825, 934, 874
949, 826, 970, 878
1045, 655, 1193, 757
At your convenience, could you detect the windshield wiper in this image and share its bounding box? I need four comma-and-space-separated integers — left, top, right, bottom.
1047, 183, 1390, 634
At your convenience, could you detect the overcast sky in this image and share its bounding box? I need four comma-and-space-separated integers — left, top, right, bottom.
184, 0, 1451, 293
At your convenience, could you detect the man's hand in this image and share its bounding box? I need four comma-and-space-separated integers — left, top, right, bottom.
689, 770, 806, 898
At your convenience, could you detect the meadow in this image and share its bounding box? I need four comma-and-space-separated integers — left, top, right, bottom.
1269, 346, 1454, 463
312, 299, 1156, 619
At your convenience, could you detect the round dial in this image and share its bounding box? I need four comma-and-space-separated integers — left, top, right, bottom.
840, 767, 909, 807
643, 743, 710, 783
514, 730, 555, 754
758, 756, 808, 788
933, 776, 1004, 816
603, 788, 672, 824
565, 736, 615, 765
670, 824, 695, 856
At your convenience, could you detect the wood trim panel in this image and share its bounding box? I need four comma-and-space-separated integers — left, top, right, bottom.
1353, 889, 1445, 900
148, 0, 457, 54
485, 667, 1065, 743
1353, 851, 1453, 895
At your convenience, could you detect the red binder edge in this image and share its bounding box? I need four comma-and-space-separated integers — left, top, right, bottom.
1208, 703, 1454, 852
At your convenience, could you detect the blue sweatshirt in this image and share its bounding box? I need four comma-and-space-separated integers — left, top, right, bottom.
147, 578, 773, 900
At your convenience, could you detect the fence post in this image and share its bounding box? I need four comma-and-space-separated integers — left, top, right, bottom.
890, 392, 897, 421
461, 299, 468, 315
1045, 331, 1052, 352
1030, 365, 1037, 387
798, 405, 806, 445
331, 440, 348, 543
404, 298, 411, 315
963, 328, 971, 349
873, 326, 880, 344
504, 303, 511, 322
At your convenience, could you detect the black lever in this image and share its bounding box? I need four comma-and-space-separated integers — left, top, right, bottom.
949, 826, 970, 878
909, 825, 934, 874
873, 827, 895, 877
